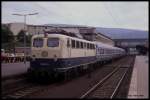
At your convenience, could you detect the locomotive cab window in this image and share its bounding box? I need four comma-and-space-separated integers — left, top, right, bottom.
47, 38, 59, 47
33, 38, 43, 47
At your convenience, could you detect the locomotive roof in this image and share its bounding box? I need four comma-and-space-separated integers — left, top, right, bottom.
32, 34, 124, 51
32, 34, 95, 43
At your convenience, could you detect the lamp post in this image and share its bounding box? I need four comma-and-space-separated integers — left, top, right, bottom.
12, 12, 38, 66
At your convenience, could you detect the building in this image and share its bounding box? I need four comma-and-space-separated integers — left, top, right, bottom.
3, 23, 27, 36
114, 38, 148, 54
80, 29, 114, 45
3, 23, 114, 46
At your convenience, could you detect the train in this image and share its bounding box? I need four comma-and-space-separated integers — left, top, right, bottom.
27, 32, 126, 81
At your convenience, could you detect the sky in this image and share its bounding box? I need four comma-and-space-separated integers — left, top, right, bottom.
2, 1, 149, 31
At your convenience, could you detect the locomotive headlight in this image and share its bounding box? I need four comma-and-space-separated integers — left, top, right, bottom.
41, 51, 48, 57
54, 54, 57, 62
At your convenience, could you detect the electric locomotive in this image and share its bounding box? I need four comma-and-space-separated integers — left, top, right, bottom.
28, 32, 125, 80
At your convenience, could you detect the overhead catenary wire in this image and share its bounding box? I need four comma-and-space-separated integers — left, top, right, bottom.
34, 3, 68, 24
103, 3, 121, 27
31, 3, 121, 28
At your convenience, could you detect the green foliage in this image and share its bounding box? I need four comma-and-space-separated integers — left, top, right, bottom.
2, 27, 32, 51
17, 30, 26, 43
2, 26, 14, 43
17, 30, 32, 46
136, 45, 148, 55
26, 34, 32, 46
2, 26, 15, 51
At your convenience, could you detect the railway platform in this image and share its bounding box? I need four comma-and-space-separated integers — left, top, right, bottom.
2, 62, 30, 78
128, 55, 149, 98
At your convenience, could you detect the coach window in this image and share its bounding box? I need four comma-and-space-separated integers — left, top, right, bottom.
89, 44, 91, 49
67, 39, 70, 47
79, 41, 81, 48
92, 44, 94, 49
90, 44, 92, 49
93, 44, 95, 49
76, 41, 79, 48
81, 42, 83, 48
91, 44, 93, 49
105, 49, 107, 54
71, 40, 75, 48
86, 43, 89, 49
101, 49, 104, 54
87, 43, 89, 49
88, 43, 90, 49
84, 42, 86, 49
80, 42, 82, 48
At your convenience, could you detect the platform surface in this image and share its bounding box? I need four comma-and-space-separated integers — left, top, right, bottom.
128, 55, 149, 98
1, 62, 30, 78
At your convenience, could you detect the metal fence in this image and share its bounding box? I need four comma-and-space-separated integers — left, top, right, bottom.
1, 56, 31, 63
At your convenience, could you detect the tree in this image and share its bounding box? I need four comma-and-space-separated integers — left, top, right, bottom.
26, 34, 32, 46
17, 30, 33, 46
2, 25, 15, 50
17, 30, 26, 43
136, 45, 147, 55
2, 25, 14, 43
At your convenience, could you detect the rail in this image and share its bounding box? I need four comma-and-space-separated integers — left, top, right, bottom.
80, 56, 135, 98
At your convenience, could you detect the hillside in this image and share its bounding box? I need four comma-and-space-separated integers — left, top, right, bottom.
44, 24, 148, 40
95, 27, 148, 40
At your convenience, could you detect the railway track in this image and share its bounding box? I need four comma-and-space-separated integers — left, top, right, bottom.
2, 85, 45, 99
80, 56, 135, 99
2, 74, 46, 99
2, 77, 49, 99
2, 56, 135, 99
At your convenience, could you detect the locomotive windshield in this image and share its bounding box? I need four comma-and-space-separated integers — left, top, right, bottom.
33, 38, 43, 47
47, 38, 59, 47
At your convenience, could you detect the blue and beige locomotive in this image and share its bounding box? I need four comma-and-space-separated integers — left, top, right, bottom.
28, 31, 125, 80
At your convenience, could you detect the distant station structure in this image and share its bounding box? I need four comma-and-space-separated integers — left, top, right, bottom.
3, 22, 148, 55
79, 28, 114, 46
113, 38, 148, 54
2, 23, 115, 46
